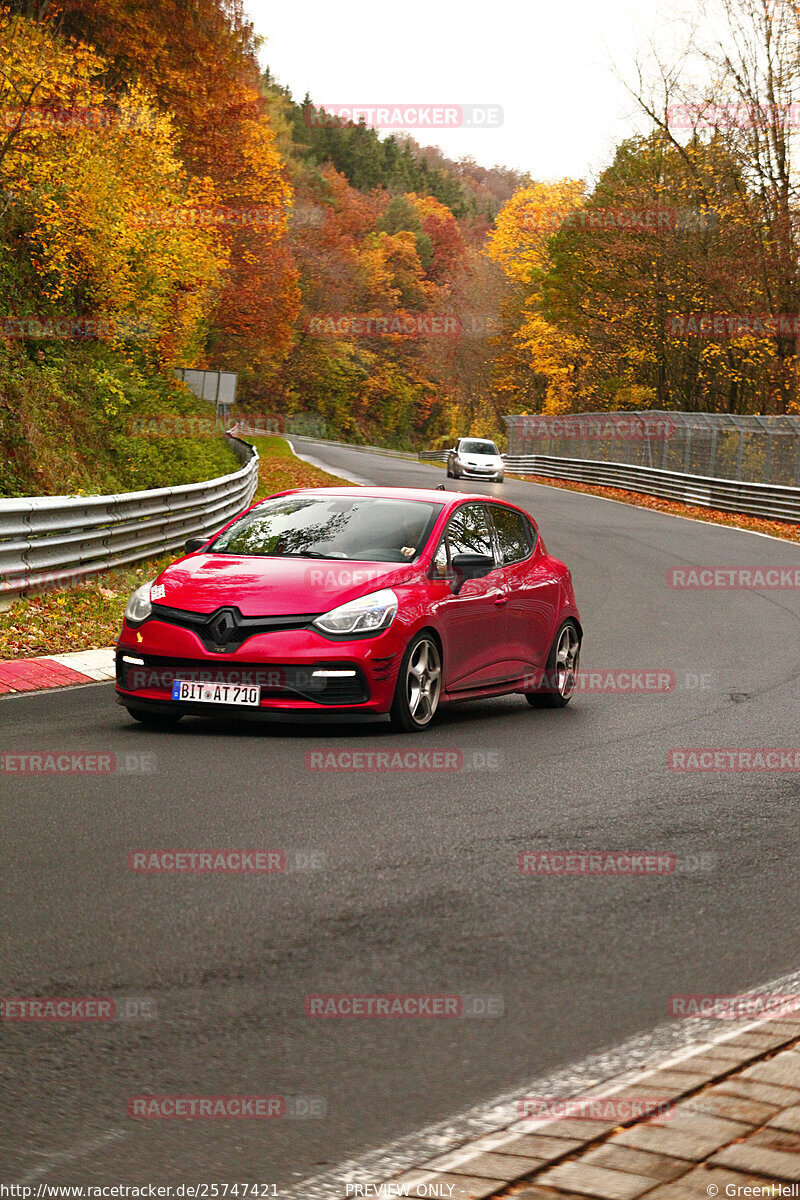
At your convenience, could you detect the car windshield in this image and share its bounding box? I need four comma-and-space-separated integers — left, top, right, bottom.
208, 495, 442, 562
460, 440, 499, 455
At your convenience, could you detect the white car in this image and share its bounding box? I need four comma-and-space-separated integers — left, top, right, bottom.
446, 438, 504, 483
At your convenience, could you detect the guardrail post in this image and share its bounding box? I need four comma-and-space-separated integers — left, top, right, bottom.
708, 429, 717, 477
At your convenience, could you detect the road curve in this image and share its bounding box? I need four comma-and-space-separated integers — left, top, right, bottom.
2, 439, 800, 1190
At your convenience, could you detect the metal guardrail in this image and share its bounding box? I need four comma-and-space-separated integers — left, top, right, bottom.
500, 455, 800, 521
0, 433, 259, 603
415, 447, 799, 519
504, 410, 800, 487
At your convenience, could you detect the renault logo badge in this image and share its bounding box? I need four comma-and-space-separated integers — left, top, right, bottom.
208, 608, 237, 648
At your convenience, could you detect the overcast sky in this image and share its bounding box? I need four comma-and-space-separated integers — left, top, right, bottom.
245, 0, 678, 182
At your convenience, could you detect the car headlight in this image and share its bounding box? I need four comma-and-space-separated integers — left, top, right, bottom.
125, 581, 154, 625
312, 588, 398, 636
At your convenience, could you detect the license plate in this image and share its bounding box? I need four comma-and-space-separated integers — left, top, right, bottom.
171, 681, 261, 706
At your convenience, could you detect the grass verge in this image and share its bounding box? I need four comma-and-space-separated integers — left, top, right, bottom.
0, 437, 348, 659
0, 341, 241, 497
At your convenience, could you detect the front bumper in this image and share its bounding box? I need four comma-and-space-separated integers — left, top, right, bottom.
116, 694, 389, 724
455, 464, 503, 479
115, 618, 404, 719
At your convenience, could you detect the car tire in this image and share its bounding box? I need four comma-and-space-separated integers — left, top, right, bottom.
525, 619, 581, 709
446, 462, 453, 478
126, 708, 183, 729
390, 632, 443, 732
496, 473, 505, 484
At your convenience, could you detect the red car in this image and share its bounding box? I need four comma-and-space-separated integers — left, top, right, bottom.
115, 487, 582, 733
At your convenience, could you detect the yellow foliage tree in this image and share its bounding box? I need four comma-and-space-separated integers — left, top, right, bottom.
486, 179, 586, 411
0, 12, 228, 363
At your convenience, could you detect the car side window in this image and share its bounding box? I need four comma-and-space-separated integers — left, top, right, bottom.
446, 504, 494, 561
490, 506, 533, 564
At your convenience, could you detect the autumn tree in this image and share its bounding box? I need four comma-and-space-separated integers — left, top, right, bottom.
625, 0, 800, 409
0, 11, 227, 363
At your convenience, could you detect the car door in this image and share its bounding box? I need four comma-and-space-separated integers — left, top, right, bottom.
488, 504, 558, 675
431, 502, 517, 691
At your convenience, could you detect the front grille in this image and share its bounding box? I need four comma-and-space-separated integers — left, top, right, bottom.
148, 604, 321, 652
117, 652, 369, 706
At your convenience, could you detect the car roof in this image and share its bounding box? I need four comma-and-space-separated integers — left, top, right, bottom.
260, 485, 532, 517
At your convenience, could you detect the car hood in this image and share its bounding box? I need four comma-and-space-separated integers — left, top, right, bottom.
153, 554, 417, 617
460, 453, 501, 463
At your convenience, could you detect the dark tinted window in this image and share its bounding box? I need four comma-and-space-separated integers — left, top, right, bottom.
459, 439, 499, 455
445, 504, 494, 561
211, 496, 441, 561
491, 506, 532, 564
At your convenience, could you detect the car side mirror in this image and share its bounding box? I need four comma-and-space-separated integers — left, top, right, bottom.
184, 536, 207, 554
450, 552, 494, 593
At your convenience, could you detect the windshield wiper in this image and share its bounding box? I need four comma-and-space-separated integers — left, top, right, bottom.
280, 550, 343, 559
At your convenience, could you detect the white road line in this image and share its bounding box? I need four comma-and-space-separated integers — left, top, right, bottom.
285, 439, 371, 485
282, 963, 800, 1200
0, 677, 110, 702
18, 1128, 128, 1184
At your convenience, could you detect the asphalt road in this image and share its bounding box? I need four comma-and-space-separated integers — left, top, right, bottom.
2, 439, 800, 1192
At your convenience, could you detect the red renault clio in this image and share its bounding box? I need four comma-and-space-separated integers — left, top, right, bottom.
115, 487, 581, 732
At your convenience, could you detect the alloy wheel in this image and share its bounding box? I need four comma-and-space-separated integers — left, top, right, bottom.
406, 637, 442, 726
554, 623, 580, 698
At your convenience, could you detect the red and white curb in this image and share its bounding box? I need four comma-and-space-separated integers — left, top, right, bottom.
282, 967, 800, 1200
0, 647, 115, 694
